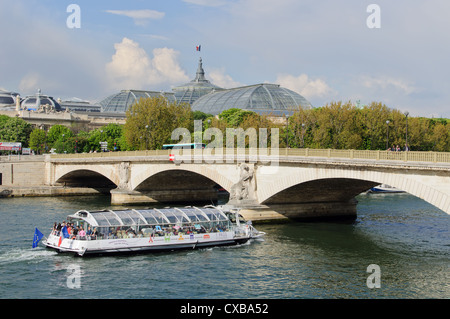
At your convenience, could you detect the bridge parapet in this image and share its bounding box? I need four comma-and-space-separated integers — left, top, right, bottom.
49, 148, 450, 164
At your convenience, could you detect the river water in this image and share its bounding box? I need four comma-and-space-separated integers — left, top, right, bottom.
0, 193, 448, 299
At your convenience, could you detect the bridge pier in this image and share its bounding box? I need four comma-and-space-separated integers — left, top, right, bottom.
110, 188, 218, 206
265, 199, 358, 221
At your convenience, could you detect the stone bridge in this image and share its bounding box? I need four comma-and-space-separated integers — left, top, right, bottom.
44, 148, 450, 221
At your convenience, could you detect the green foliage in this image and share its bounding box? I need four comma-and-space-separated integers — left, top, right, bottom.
1, 100, 449, 154
218, 108, 256, 127
47, 125, 73, 145
0, 115, 33, 147
287, 102, 449, 152
124, 97, 193, 150
193, 111, 213, 121
29, 129, 47, 154
84, 124, 124, 152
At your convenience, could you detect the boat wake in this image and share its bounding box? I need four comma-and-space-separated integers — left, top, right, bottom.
0, 248, 57, 265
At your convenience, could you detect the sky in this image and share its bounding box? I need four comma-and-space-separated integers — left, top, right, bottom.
0, 0, 449, 117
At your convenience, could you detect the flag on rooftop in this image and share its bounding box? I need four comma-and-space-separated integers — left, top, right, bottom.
196, 45, 201, 52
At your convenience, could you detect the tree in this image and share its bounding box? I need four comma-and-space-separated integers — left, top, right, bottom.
29, 129, 48, 154
0, 116, 33, 147
87, 123, 125, 152
47, 125, 73, 145
218, 108, 256, 127
124, 97, 193, 150
193, 110, 213, 121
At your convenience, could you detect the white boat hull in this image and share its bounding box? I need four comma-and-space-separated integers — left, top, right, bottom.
43, 231, 251, 256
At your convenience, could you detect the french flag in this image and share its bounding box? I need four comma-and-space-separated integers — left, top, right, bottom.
196, 45, 201, 52
58, 226, 70, 247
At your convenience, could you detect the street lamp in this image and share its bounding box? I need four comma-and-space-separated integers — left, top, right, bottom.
404, 111, 409, 151
285, 115, 289, 148
145, 125, 149, 150
301, 123, 306, 148
386, 120, 390, 150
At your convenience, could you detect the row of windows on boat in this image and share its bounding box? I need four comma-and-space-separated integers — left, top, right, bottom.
52, 221, 231, 240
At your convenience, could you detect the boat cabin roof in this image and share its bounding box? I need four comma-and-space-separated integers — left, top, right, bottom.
68, 206, 230, 227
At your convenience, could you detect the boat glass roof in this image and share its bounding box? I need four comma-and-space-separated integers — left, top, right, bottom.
71, 207, 229, 227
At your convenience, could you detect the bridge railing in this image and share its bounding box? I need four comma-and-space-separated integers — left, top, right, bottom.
49, 148, 450, 164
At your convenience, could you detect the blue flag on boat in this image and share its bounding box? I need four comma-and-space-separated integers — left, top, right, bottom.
32, 227, 44, 248
61, 226, 70, 239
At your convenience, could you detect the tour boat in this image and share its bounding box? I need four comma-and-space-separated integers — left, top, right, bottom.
43, 206, 265, 256
368, 184, 405, 193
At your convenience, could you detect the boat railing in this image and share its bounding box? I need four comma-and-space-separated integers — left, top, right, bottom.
53, 224, 234, 241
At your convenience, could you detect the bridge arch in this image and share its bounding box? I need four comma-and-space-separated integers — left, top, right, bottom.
130, 164, 235, 192
54, 165, 119, 189
258, 166, 450, 214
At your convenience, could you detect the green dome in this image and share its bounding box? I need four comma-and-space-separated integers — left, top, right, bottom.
172, 58, 223, 106
191, 83, 313, 116
100, 89, 175, 113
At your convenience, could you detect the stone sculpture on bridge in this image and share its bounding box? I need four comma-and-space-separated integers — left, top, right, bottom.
230, 163, 256, 202
118, 162, 130, 190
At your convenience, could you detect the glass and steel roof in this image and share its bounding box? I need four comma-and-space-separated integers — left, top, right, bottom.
70, 207, 229, 227
20, 89, 62, 111
100, 89, 176, 113
0, 90, 19, 107
172, 58, 223, 106
191, 83, 313, 116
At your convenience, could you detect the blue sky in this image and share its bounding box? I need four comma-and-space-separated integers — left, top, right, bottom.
1, 0, 449, 117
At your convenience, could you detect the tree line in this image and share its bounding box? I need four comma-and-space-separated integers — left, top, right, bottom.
0, 98, 448, 154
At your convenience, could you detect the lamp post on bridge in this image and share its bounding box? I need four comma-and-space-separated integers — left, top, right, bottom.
285, 114, 290, 148
386, 120, 390, 150
405, 111, 409, 151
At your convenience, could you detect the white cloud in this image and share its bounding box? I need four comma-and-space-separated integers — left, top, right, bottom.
208, 67, 243, 88
360, 76, 418, 95
18, 72, 41, 93
275, 74, 335, 99
105, 38, 189, 91
106, 9, 165, 26
182, 0, 227, 7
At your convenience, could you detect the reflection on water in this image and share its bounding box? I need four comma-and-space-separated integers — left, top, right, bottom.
0, 193, 448, 298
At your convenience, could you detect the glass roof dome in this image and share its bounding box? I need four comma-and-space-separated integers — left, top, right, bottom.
100, 89, 176, 113
70, 207, 229, 227
172, 58, 223, 106
21, 89, 62, 112
191, 83, 313, 116
0, 90, 19, 108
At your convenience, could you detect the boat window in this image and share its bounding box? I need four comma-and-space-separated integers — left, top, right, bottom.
164, 210, 181, 224
102, 211, 122, 226
92, 213, 112, 226
151, 211, 170, 224
201, 208, 228, 222
113, 210, 144, 226
180, 209, 200, 222
137, 210, 159, 225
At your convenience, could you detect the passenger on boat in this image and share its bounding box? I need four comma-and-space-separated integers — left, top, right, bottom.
91, 227, 98, 240
71, 225, 78, 239
86, 226, 93, 238
55, 223, 62, 235
78, 227, 86, 239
